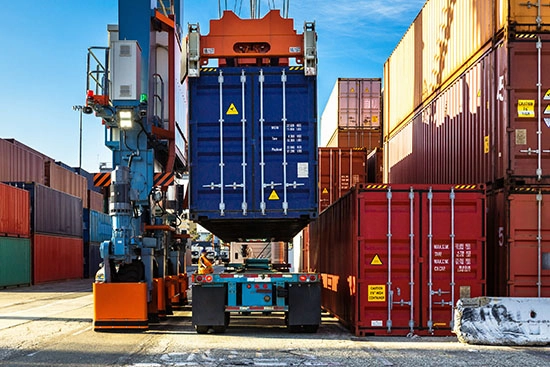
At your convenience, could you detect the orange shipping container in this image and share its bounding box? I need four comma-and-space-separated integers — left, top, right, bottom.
0, 182, 30, 237
33, 234, 83, 284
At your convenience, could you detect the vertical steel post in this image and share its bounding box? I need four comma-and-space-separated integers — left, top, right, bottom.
386, 187, 393, 333
218, 70, 225, 216
537, 190, 542, 297
408, 187, 415, 335
427, 187, 434, 333
259, 70, 266, 215
241, 70, 248, 215
281, 70, 288, 215
450, 187, 456, 329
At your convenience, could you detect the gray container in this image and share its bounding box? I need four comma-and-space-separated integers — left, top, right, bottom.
7, 182, 83, 238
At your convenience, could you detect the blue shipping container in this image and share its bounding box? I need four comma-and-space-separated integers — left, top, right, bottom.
188, 66, 318, 242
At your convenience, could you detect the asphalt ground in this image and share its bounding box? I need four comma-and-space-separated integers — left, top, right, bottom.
0, 276, 549, 367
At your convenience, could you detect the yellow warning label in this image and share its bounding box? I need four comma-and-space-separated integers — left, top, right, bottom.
518, 99, 535, 118
322, 188, 329, 194
484, 135, 490, 154
268, 190, 279, 200
545, 89, 550, 100
350, 88, 355, 93
544, 105, 550, 115
371, 254, 383, 265
368, 285, 386, 302
372, 115, 379, 123
364, 87, 370, 93
226, 103, 239, 115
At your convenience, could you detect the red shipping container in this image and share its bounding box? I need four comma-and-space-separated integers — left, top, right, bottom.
326, 128, 382, 150
0, 182, 30, 237
318, 148, 368, 212
385, 34, 550, 186
309, 184, 486, 336
367, 148, 383, 184
0, 138, 46, 184
487, 188, 550, 297
45, 161, 88, 208
88, 189, 105, 212
33, 234, 83, 284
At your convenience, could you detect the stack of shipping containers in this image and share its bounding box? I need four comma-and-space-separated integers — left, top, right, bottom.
0, 183, 32, 287
383, 0, 550, 297
0, 138, 108, 284
318, 78, 383, 211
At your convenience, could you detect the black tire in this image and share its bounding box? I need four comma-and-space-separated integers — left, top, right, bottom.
195, 325, 209, 334
225, 312, 231, 327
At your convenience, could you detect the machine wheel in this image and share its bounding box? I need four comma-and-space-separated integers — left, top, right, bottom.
116, 261, 144, 282
195, 325, 209, 334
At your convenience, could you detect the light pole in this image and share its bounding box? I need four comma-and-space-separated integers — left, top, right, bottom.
72, 105, 83, 173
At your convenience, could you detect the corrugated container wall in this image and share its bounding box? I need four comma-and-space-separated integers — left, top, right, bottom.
188, 66, 317, 242
45, 161, 88, 208
33, 234, 83, 284
88, 189, 105, 212
318, 148, 368, 212
320, 78, 381, 147
367, 148, 383, 184
384, 0, 550, 185
7, 182, 83, 237
487, 188, 550, 297
326, 128, 382, 151
0, 237, 31, 287
309, 184, 486, 336
0, 182, 30, 237
0, 138, 45, 184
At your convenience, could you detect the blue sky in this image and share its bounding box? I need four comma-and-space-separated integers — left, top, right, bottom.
0, 0, 425, 173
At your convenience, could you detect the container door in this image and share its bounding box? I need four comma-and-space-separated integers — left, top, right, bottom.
357, 187, 421, 335
507, 191, 550, 297
253, 68, 316, 216
420, 188, 485, 333
189, 68, 254, 217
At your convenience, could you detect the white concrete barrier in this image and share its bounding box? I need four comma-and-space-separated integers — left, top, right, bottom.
454, 297, 550, 346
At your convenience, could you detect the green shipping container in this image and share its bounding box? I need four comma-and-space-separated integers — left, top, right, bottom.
0, 237, 31, 287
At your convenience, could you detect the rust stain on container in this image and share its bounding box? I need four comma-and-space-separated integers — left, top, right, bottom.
309, 184, 486, 336
0, 182, 30, 237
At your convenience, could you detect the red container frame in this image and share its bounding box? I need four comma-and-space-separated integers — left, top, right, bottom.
309, 183, 486, 336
